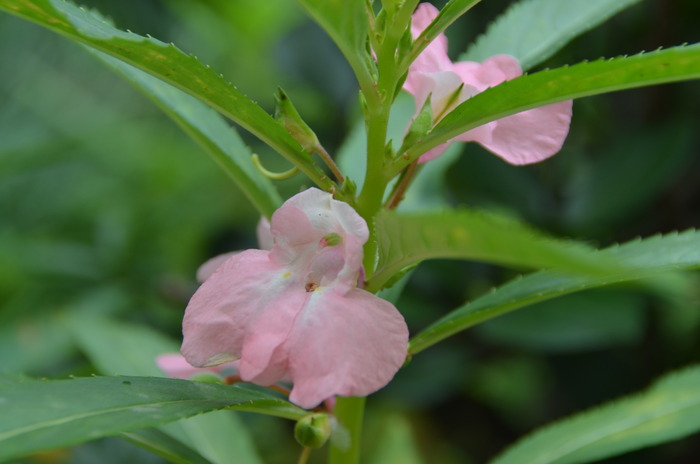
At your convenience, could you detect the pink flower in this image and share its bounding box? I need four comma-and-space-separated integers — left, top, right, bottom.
181, 188, 409, 409
156, 353, 238, 379
404, 3, 572, 164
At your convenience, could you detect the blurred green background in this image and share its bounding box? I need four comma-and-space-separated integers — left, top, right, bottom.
1, 0, 699, 463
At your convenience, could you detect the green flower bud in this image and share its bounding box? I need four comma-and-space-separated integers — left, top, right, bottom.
294, 413, 332, 449
321, 233, 343, 247
274, 87, 320, 153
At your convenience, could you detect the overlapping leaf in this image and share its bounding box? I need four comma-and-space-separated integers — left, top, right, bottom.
463, 0, 642, 70
490, 365, 700, 464
0, 375, 306, 462
398, 44, 700, 171
0, 0, 333, 190
368, 208, 612, 292
410, 230, 700, 354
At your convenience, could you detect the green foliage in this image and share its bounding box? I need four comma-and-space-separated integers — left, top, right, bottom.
399, 44, 700, 170
368, 208, 612, 291
490, 365, 700, 464
410, 230, 700, 354
0, 0, 333, 190
68, 316, 263, 464
0, 375, 307, 462
463, 0, 642, 70
295, 0, 371, 90
121, 428, 216, 464
92, 51, 282, 218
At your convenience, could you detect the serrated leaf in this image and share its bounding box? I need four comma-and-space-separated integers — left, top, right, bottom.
367, 208, 611, 292
463, 0, 642, 70
295, 0, 371, 89
0, 0, 333, 190
409, 230, 700, 354
490, 365, 700, 464
91, 50, 281, 217
399, 45, 700, 169
67, 316, 262, 464
0, 375, 307, 462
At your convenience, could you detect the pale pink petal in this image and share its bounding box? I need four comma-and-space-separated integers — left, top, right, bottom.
156, 353, 238, 379
456, 100, 573, 165
453, 55, 522, 91
196, 252, 239, 283
256, 217, 273, 250
182, 249, 286, 367
285, 287, 409, 409
408, 3, 452, 76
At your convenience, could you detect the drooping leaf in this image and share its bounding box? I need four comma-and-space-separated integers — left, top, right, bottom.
295, 0, 372, 91
490, 365, 700, 464
463, 0, 642, 70
90, 50, 281, 217
397, 45, 700, 171
67, 316, 263, 464
0, 0, 333, 190
0, 375, 307, 462
409, 229, 700, 354
367, 208, 612, 292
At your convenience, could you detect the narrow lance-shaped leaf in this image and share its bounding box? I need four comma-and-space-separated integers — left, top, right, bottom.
295, 0, 373, 93
402, 0, 482, 69
367, 208, 615, 292
462, 0, 642, 70
92, 50, 281, 217
409, 229, 700, 355
490, 365, 700, 464
396, 44, 700, 171
66, 316, 263, 464
120, 428, 215, 464
0, 375, 308, 462
0, 0, 334, 191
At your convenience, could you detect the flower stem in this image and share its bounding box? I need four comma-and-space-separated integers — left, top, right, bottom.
297, 447, 312, 464
328, 396, 366, 464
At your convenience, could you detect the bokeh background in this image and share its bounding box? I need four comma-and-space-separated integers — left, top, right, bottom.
1, 0, 699, 462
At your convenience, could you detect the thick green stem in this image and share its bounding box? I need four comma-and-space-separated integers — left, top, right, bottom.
328, 396, 366, 464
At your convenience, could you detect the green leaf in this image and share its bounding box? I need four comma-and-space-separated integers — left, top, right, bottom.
121, 428, 215, 464
399, 44, 700, 170
0, 375, 307, 462
295, 0, 372, 91
490, 365, 700, 464
91, 50, 281, 217
402, 0, 481, 69
409, 229, 700, 355
67, 316, 263, 464
463, 0, 642, 70
367, 208, 611, 292
0, 0, 333, 191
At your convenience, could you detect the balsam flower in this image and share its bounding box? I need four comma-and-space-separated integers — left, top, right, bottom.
181, 188, 409, 409
156, 353, 238, 380
404, 3, 573, 164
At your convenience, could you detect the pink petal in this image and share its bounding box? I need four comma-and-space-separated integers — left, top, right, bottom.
156, 353, 238, 379
196, 251, 239, 283
456, 100, 573, 165
182, 249, 289, 367
284, 287, 409, 409
256, 217, 273, 250
408, 3, 452, 77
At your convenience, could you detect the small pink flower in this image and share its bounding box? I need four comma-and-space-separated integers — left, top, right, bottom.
182, 188, 409, 409
404, 3, 572, 164
156, 353, 238, 379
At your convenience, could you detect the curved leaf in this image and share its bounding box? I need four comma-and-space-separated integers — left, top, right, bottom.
397, 44, 700, 171
490, 365, 700, 464
91, 51, 281, 217
462, 0, 642, 70
0, 375, 307, 462
367, 208, 611, 292
0, 0, 333, 190
409, 230, 700, 355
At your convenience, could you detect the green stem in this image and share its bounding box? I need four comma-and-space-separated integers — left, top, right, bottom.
328, 396, 366, 464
